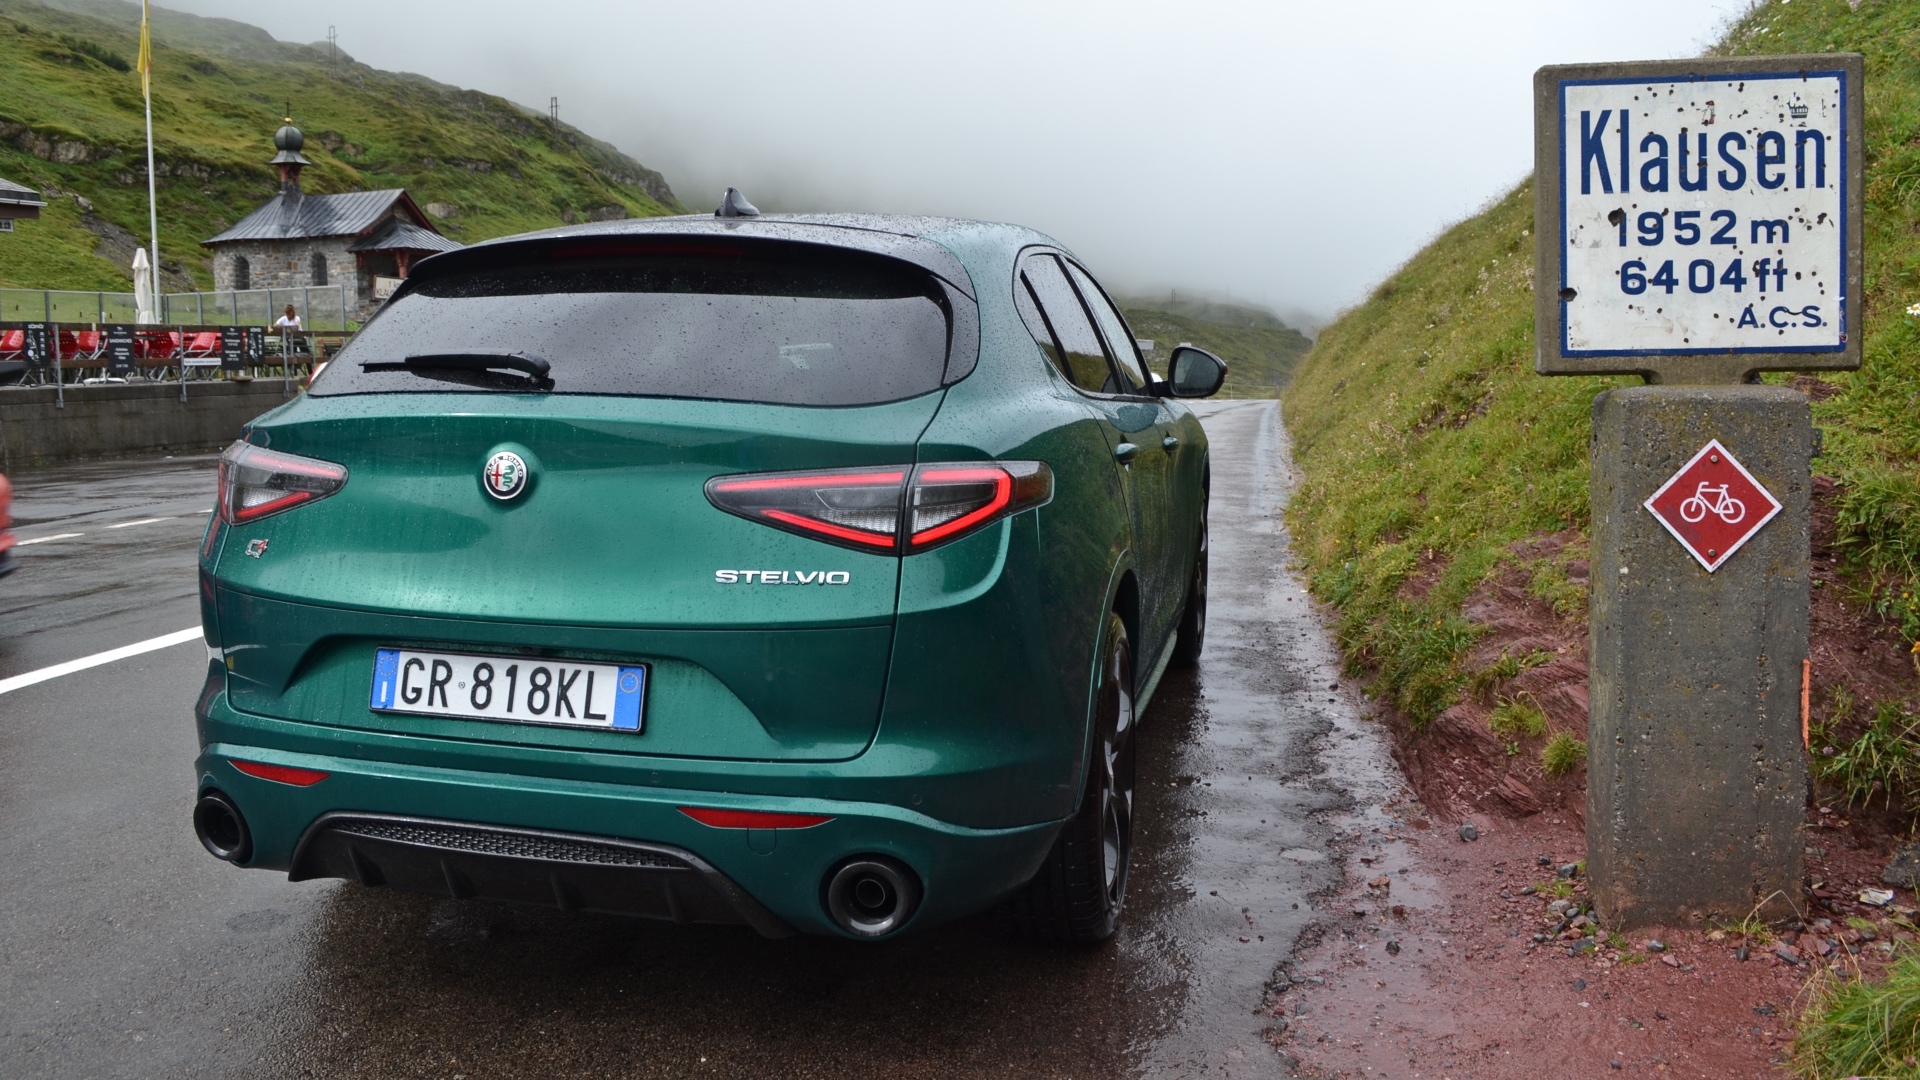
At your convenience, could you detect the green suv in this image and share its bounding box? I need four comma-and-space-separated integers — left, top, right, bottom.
192, 207, 1225, 942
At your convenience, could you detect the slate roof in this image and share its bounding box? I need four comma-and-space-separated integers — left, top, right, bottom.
0, 176, 45, 207
349, 219, 461, 255
203, 188, 456, 250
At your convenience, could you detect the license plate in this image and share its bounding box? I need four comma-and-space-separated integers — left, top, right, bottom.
370, 648, 646, 732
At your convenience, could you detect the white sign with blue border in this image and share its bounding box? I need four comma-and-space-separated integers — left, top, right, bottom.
1534, 55, 1863, 381
370, 647, 646, 732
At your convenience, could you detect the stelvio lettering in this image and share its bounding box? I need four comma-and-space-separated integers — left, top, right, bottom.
713, 569, 853, 585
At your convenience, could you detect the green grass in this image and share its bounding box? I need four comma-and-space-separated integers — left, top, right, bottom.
1795, 951, 1920, 1079
1815, 698, 1920, 811
0, 0, 680, 291
1281, 178, 1619, 725
1119, 297, 1313, 398
1488, 696, 1548, 755
1534, 878, 1574, 900
1467, 647, 1553, 700
1540, 732, 1587, 778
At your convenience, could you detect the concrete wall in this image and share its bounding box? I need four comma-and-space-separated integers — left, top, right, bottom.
0, 381, 294, 468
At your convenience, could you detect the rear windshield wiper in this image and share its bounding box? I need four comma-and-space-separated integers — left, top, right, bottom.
362, 352, 554, 389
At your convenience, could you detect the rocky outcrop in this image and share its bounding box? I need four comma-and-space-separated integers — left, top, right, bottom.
0, 121, 115, 164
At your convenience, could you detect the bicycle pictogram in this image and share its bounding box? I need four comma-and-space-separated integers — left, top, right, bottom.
1677, 482, 1746, 525
1645, 439, 1782, 573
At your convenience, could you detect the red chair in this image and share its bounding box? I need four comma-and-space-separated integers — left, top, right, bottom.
184, 332, 221, 358
59, 330, 102, 359
0, 330, 22, 362
135, 331, 180, 360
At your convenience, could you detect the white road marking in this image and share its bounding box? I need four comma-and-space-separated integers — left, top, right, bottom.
0, 627, 203, 696
16, 533, 84, 545
107, 517, 170, 529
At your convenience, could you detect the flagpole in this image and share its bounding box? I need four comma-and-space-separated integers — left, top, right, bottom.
140, 0, 161, 318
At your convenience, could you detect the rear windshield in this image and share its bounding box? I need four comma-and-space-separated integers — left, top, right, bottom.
310, 243, 955, 406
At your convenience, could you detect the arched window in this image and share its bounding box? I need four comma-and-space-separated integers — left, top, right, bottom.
310, 249, 328, 287
233, 254, 251, 290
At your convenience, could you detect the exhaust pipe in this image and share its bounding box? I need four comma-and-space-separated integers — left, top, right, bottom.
194, 790, 252, 863
823, 856, 920, 939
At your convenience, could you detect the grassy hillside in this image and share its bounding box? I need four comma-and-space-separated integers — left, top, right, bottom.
1284, 0, 1920, 733
0, 0, 680, 293
1121, 298, 1313, 397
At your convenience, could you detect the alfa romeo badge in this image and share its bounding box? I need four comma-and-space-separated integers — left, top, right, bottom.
482, 450, 530, 501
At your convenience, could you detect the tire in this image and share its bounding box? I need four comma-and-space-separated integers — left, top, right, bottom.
1169, 492, 1208, 669
999, 612, 1136, 945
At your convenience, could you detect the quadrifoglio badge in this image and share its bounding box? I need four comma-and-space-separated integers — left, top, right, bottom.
715, 570, 851, 585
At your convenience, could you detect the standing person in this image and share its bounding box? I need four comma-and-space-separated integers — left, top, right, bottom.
273, 304, 303, 381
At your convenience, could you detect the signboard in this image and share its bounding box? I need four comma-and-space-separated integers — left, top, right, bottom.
244, 326, 266, 364
0, 219, 12, 233
104, 323, 135, 374
21, 322, 47, 367
220, 327, 244, 370
373, 275, 403, 301
1644, 438, 1783, 572
1535, 54, 1863, 382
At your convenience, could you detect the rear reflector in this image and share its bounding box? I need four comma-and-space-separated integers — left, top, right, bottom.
218, 441, 349, 524
705, 461, 1051, 554
678, 807, 835, 830
231, 760, 330, 786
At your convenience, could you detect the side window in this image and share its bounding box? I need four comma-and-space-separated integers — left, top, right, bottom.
1013, 268, 1066, 374
1065, 261, 1151, 393
1019, 253, 1119, 394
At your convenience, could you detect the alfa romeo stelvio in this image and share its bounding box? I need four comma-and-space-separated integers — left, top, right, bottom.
192, 203, 1226, 942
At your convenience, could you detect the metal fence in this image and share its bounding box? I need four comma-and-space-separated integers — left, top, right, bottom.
0, 285, 355, 331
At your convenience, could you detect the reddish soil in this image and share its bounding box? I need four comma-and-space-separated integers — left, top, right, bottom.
1275, 470, 1920, 1079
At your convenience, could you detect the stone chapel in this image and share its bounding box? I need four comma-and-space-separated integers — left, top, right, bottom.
202, 120, 460, 319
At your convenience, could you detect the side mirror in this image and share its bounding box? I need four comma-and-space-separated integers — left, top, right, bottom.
1166, 345, 1228, 398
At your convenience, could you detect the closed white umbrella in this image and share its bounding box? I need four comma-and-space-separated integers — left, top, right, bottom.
132, 247, 156, 324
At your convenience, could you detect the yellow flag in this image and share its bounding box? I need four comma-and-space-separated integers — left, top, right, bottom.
137, 0, 151, 94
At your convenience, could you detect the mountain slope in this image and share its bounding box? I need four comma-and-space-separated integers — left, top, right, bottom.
0, 0, 680, 293
1283, 0, 1920, 744
1120, 298, 1313, 397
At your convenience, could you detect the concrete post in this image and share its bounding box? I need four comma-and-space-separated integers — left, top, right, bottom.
1588, 386, 1809, 928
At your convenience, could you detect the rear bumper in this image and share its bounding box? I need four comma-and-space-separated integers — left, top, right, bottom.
194, 726, 1062, 938
289, 812, 794, 937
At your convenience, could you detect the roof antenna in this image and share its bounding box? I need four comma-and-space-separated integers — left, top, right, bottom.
715, 187, 760, 218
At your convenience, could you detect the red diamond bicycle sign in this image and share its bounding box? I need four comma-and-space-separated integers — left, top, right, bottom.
1644, 439, 1782, 573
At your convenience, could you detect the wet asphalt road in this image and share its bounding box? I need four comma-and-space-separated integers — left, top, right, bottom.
0, 402, 1384, 1079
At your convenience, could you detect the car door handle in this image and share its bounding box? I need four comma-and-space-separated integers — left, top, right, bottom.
1162, 435, 1179, 450
1114, 442, 1139, 464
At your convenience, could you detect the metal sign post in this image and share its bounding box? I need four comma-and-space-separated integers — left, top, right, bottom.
1534, 53, 1863, 929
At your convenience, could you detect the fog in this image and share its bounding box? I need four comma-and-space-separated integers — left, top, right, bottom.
164, 0, 1737, 327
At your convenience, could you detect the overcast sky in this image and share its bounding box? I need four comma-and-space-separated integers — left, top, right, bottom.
166, 0, 1738, 326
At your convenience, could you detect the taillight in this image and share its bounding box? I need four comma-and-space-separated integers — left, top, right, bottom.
705, 461, 1051, 554
705, 467, 909, 551
217, 441, 348, 524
